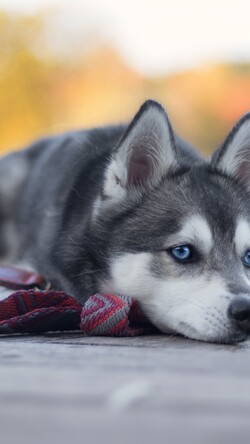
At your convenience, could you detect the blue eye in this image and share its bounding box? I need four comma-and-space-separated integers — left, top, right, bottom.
244, 250, 250, 267
170, 245, 193, 262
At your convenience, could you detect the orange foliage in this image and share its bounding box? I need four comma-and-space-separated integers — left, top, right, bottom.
0, 12, 249, 156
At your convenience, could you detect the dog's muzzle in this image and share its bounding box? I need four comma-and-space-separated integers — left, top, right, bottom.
228, 295, 250, 331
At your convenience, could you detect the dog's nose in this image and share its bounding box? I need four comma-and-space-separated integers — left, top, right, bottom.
228, 297, 250, 322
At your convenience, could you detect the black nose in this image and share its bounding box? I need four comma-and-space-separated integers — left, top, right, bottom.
228, 297, 250, 322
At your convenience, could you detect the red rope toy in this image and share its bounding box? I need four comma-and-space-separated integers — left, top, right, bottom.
0, 265, 157, 336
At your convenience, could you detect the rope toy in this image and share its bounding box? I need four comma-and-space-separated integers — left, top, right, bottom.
0, 266, 157, 336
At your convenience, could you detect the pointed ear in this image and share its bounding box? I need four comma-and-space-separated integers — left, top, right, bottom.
103, 100, 180, 201
211, 112, 250, 190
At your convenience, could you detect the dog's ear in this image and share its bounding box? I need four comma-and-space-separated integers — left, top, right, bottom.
211, 113, 250, 189
103, 100, 180, 201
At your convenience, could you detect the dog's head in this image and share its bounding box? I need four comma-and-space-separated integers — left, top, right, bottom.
95, 100, 250, 343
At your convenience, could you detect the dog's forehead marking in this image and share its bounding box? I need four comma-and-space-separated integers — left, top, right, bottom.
177, 214, 213, 250
234, 219, 250, 255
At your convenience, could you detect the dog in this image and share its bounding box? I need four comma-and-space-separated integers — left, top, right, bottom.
0, 99, 250, 344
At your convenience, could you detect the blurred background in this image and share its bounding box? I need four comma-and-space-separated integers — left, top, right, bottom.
0, 0, 249, 155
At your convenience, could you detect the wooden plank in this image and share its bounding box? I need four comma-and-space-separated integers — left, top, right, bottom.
1, 334, 250, 443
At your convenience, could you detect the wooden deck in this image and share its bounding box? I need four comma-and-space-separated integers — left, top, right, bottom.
1, 332, 250, 444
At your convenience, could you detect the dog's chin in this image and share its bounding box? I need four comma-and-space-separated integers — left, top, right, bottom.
155, 320, 248, 344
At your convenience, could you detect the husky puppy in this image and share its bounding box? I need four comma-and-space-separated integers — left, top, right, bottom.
1, 100, 250, 344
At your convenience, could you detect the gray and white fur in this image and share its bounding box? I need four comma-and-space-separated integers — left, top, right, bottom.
1, 99, 250, 344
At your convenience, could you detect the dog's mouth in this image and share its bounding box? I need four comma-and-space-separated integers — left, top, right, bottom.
172, 321, 249, 345
143, 312, 249, 344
